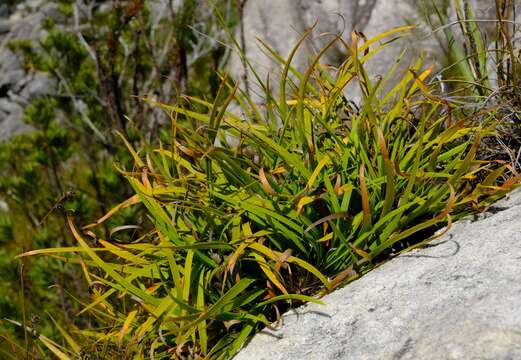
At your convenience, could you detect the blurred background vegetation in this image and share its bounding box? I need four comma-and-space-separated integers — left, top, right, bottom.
0, 0, 239, 352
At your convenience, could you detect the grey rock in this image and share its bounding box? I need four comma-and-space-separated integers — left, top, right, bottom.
8, 11, 45, 40
0, 50, 22, 73
0, 69, 25, 90
0, 98, 23, 114
235, 188, 521, 360
0, 109, 31, 141
19, 73, 56, 100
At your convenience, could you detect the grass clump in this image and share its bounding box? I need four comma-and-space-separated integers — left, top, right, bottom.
20, 23, 520, 359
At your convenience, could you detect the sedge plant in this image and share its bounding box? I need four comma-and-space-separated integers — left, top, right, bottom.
20, 25, 519, 359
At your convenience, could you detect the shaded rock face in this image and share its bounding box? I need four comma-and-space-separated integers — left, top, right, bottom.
228, 0, 500, 101
234, 188, 521, 360
0, 0, 60, 141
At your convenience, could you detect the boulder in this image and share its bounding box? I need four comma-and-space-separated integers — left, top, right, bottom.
234, 188, 521, 360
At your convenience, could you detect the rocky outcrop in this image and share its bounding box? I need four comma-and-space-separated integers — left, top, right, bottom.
234, 188, 521, 360
228, 0, 500, 101
0, 0, 60, 141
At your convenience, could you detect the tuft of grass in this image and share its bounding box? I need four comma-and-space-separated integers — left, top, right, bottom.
424, 0, 521, 172
21, 24, 519, 359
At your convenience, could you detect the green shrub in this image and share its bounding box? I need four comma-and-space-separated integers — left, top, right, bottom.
23, 25, 519, 359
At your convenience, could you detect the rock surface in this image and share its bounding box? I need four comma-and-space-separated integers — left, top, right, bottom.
234, 188, 521, 360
